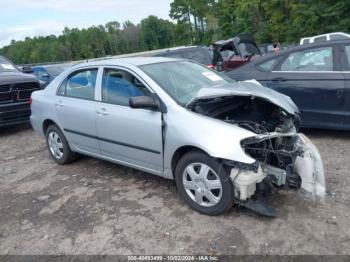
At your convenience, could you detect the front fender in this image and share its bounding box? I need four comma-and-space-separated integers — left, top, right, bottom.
163, 107, 257, 178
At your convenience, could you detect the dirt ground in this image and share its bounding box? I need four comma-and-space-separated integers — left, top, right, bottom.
0, 124, 349, 255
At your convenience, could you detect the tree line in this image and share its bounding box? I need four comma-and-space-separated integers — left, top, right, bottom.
1, 0, 350, 64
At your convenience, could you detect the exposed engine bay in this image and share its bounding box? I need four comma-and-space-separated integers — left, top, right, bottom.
188, 95, 300, 170
189, 95, 297, 133
188, 94, 325, 216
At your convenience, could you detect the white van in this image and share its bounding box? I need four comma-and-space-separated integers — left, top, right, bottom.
300, 32, 350, 45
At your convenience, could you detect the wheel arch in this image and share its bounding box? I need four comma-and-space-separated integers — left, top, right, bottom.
42, 119, 58, 134
171, 145, 212, 178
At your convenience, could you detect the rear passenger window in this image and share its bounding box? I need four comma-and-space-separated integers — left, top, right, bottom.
102, 68, 150, 106
59, 69, 97, 100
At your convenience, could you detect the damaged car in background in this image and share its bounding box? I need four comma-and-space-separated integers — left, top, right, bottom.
215, 33, 262, 71
30, 58, 325, 216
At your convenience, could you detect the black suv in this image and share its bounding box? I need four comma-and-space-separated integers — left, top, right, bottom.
0, 56, 41, 127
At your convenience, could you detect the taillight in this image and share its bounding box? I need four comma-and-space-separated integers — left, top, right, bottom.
207, 64, 214, 68
29, 96, 32, 106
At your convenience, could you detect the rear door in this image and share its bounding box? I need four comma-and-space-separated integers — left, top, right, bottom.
55, 68, 100, 154
340, 44, 350, 129
266, 45, 345, 128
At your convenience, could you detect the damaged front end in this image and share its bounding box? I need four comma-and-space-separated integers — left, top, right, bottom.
187, 84, 325, 215
226, 131, 326, 216
238, 132, 325, 201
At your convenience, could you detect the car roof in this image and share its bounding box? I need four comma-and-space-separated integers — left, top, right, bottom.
44, 64, 66, 68
292, 38, 350, 51
73, 56, 181, 69
32, 66, 45, 69
0, 56, 11, 62
301, 32, 350, 41
32, 64, 68, 68
155, 46, 209, 54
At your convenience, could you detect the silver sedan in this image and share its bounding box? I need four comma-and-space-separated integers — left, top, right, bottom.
30, 57, 325, 216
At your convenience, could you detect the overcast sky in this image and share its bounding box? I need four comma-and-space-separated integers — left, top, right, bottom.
0, 0, 173, 47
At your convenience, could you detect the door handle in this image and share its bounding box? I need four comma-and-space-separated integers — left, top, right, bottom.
337, 89, 344, 98
97, 108, 109, 116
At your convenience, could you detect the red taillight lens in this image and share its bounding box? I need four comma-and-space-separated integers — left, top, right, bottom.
29, 96, 32, 106
207, 64, 214, 68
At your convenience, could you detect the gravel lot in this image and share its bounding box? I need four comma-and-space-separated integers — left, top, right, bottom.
0, 124, 349, 255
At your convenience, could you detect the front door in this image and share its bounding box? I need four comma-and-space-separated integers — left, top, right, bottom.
55, 68, 100, 154
267, 46, 345, 129
95, 67, 163, 174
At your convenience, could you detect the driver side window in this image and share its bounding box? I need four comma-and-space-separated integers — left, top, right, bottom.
280, 47, 333, 71
102, 68, 150, 106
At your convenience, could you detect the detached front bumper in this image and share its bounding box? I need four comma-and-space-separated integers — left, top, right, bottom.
294, 134, 326, 200
230, 133, 325, 201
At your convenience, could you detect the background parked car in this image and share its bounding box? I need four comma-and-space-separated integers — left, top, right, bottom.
300, 32, 350, 45
226, 39, 350, 130
152, 46, 213, 68
31, 64, 68, 85
0, 56, 41, 127
215, 34, 262, 71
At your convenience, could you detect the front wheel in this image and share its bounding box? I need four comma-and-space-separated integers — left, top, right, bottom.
175, 151, 234, 215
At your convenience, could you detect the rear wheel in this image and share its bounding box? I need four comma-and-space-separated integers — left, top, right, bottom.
46, 125, 76, 164
175, 151, 234, 215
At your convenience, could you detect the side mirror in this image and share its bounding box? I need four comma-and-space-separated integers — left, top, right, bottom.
129, 96, 159, 110
22, 66, 34, 74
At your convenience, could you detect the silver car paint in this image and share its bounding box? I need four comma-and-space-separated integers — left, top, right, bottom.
30, 58, 301, 181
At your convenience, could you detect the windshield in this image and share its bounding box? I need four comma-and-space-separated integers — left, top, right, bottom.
46, 65, 67, 76
0, 57, 18, 72
140, 61, 235, 105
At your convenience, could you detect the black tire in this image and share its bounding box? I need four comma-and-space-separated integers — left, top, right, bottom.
45, 124, 76, 165
175, 151, 234, 215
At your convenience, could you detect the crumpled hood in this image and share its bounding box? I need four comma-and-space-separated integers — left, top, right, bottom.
0, 71, 38, 85
186, 80, 299, 115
